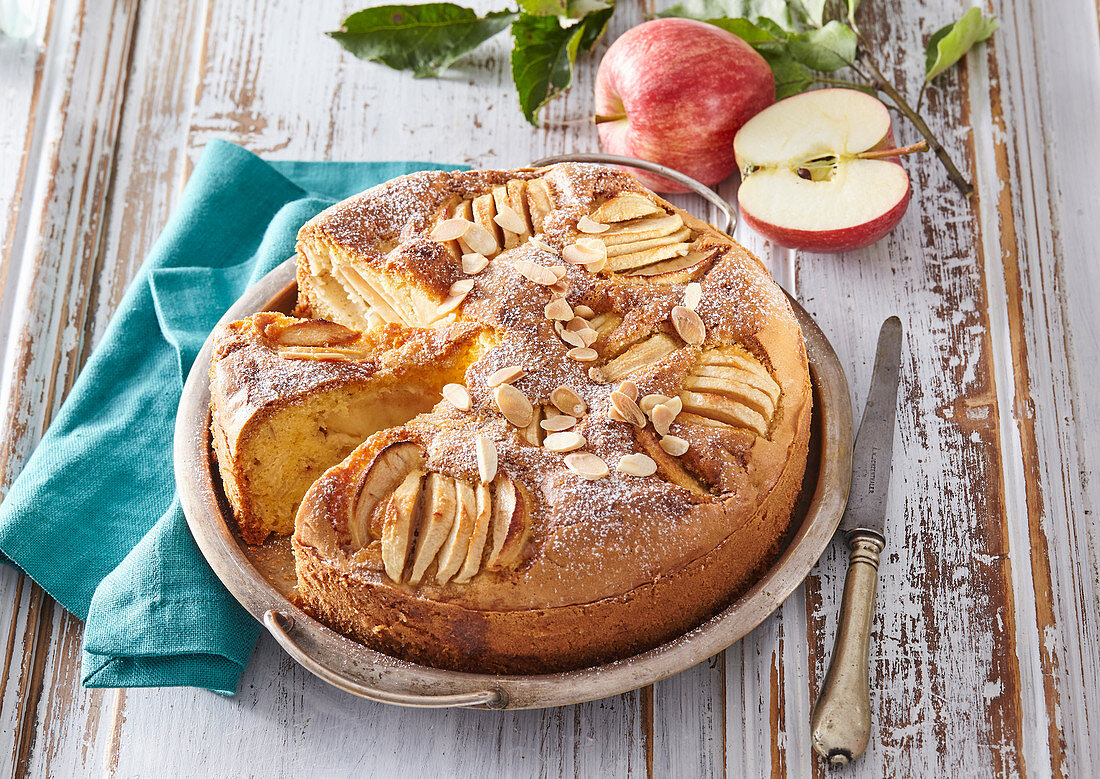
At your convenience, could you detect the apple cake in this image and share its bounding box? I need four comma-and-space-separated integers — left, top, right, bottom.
208, 163, 812, 674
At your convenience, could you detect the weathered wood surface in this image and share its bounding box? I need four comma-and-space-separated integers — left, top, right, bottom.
0, 0, 1097, 775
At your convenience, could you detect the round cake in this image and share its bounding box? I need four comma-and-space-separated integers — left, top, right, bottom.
209, 163, 812, 674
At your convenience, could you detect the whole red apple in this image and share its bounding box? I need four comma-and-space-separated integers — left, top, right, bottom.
594, 18, 774, 193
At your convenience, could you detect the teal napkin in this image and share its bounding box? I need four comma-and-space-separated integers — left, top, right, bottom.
0, 139, 465, 694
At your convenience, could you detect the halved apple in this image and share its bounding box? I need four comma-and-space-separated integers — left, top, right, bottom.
733, 88, 912, 253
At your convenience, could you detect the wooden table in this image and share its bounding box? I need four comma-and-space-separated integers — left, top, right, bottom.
1, 0, 1097, 775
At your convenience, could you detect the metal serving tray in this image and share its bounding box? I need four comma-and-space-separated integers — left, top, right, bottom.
173, 161, 853, 709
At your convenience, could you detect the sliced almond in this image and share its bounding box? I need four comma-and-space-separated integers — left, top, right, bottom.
514, 260, 559, 286
577, 327, 598, 347
659, 435, 690, 456
462, 222, 498, 256
540, 414, 577, 431
672, 305, 706, 346
476, 435, 497, 483
494, 384, 534, 427
461, 252, 490, 275
640, 394, 673, 414
617, 453, 658, 477
584, 256, 607, 274
549, 265, 568, 281
543, 431, 586, 452
545, 297, 573, 321
684, 282, 703, 311
564, 452, 609, 480
558, 326, 587, 349
528, 236, 556, 253
616, 380, 639, 402
551, 386, 586, 417
493, 204, 528, 234
442, 383, 471, 411
651, 402, 679, 436
577, 215, 609, 234
610, 391, 646, 428
487, 365, 526, 387
436, 279, 475, 316
567, 346, 598, 362
563, 237, 608, 266
430, 218, 473, 242
574, 304, 595, 318
550, 278, 571, 296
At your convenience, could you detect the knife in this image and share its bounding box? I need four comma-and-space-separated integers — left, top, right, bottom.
810, 316, 903, 766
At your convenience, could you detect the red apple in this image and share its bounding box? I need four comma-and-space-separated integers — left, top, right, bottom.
594, 18, 774, 193
733, 88, 913, 253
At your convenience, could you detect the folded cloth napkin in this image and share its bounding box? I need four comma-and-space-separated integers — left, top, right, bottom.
0, 139, 465, 694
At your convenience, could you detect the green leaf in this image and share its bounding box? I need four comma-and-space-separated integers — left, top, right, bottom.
790, 0, 826, 27
657, 0, 798, 31
704, 16, 785, 43
519, 0, 567, 15
572, 3, 615, 51
758, 49, 813, 98
566, 0, 611, 19
924, 7, 998, 82
329, 4, 517, 78
786, 20, 857, 71
511, 14, 584, 125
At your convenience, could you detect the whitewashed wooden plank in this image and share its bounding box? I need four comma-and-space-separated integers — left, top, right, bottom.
967, 0, 1100, 775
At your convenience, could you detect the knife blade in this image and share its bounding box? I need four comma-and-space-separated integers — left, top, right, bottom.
810, 316, 903, 766
840, 315, 903, 540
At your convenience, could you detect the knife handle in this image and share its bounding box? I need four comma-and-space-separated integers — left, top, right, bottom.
810, 532, 884, 766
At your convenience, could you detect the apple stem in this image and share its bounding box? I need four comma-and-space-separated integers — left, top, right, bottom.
853, 43, 974, 196
856, 140, 930, 160
593, 114, 627, 125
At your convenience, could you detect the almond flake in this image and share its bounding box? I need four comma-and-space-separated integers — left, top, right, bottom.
659, 435, 690, 457
616, 381, 639, 402
617, 453, 657, 477
487, 365, 526, 387
684, 282, 703, 310
494, 384, 534, 427
577, 215, 610, 234
442, 383, 471, 411
544, 297, 574, 321
543, 431, 586, 453
559, 328, 587, 349
573, 304, 596, 318
476, 435, 497, 483
567, 346, 598, 362
564, 452, 609, 480
540, 414, 578, 431
461, 252, 490, 275
549, 265, 569, 281
577, 327, 598, 347
514, 260, 559, 285
549, 279, 571, 296
463, 223, 498, 255
672, 305, 706, 346
563, 238, 607, 266
610, 391, 646, 427
607, 407, 630, 425
565, 317, 589, 332
640, 394, 672, 414
583, 256, 607, 274
528, 236, 556, 253
431, 218, 473, 242
493, 204, 527, 234
651, 402, 679, 436
438, 280, 475, 314
551, 386, 586, 417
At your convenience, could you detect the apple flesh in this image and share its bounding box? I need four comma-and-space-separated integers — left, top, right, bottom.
595, 18, 774, 194
733, 88, 912, 253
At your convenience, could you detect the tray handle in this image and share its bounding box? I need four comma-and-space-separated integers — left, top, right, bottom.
528, 153, 738, 235
263, 610, 508, 709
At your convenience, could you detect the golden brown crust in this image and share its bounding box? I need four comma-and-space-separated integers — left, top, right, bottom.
213, 163, 812, 673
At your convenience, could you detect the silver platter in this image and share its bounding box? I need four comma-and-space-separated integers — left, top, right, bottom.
173, 164, 853, 709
